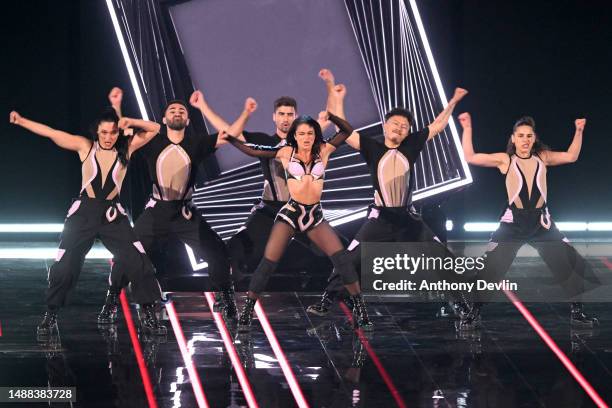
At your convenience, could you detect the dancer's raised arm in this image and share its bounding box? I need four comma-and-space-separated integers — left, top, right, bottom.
427, 87, 468, 139
223, 131, 282, 159
9, 111, 92, 158
319, 112, 354, 157
459, 112, 509, 172
540, 119, 585, 166
319, 68, 360, 150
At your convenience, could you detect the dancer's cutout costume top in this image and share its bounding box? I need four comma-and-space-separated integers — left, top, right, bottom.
480, 152, 599, 301
226, 113, 361, 291
314, 126, 456, 306
49, 141, 160, 309
108, 129, 233, 293
360, 126, 429, 208
80, 141, 127, 200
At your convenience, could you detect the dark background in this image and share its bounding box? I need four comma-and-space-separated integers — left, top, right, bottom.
2, 1, 611, 226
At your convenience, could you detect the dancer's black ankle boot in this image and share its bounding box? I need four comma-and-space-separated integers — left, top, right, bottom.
570, 302, 599, 328
98, 290, 120, 324
307, 291, 334, 316
237, 298, 257, 332
221, 286, 237, 319
37, 309, 58, 340
351, 293, 373, 330
455, 302, 482, 331
140, 303, 167, 336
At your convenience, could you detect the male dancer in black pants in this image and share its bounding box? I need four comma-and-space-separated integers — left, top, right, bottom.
98, 92, 238, 322
307, 69, 470, 319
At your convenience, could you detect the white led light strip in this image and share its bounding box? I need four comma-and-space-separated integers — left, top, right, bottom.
106, 0, 149, 120
4, 220, 612, 237
406, 0, 472, 184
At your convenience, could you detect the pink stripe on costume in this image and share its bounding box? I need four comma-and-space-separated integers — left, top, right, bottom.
368, 208, 380, 219
500, 208, 514, 223
55, 249, 66, 262
534, 155, 547, 203
80, 143, 99, 195
116, 203, 127, 216
145, 198, 157, 209
133, 241, 146, 254
67, 200, 81, 218
297, 204, 317, 231
111, 160, 121, 193
277, 213, 295, 229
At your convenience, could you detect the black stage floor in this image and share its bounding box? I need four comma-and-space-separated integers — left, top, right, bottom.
1, 258, 611, 408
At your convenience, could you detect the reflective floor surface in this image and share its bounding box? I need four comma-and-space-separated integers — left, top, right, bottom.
1, 257, 611, 407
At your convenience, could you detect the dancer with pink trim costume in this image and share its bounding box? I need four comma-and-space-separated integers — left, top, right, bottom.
308, 69, 470, 320
457, 112, 599, 330
219, 96, 374, 332
100, 95, 237, 323
9, 88, 165, 340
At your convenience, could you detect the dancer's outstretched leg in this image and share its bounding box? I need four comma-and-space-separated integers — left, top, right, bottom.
307, 221, 373, 330
237, 221, 295, 332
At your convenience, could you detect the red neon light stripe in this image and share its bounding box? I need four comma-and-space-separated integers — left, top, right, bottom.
339, 302, 408, 408
0, 320, 2, 337
203, 292, 259, 408
119, 291, 158, 408
253, 300, 310, 408
504, 290, 608, 408
165, 301, 209, 408
600, 257, 612, 271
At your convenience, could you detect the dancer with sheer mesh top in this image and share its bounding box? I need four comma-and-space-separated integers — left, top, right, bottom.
307, 69, 470, 321
456, 112, 599, 330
